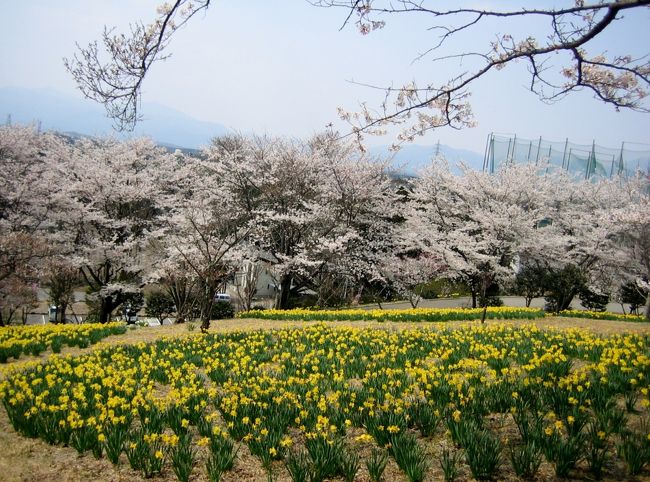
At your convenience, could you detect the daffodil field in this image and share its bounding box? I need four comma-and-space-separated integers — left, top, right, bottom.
237, 306, 545, 323
0, 322, 126, 363
2, 323, 650, 481
557, 310, 645, 322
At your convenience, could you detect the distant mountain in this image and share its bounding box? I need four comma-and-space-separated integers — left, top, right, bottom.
0, 87, 228, 149
371, 143, 485, 175
0, 87, 485, 169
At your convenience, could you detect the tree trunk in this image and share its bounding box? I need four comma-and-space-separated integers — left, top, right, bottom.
352, 287, 363, 306
167, 282, 191, 324
410, 287, 423, 308
200, 310, 211, 332
645, 293, 650, 323
199, 295, 212, 329
277, 275, 292, 310
4, 308, 16, 324
200, 281, 215, 332
69, 304, 81, 323
99, 308, 110, 323
557, 289, 578, 313
471, 290, 477, 309
480, 278, 489, 323
57, 303, 68, 324
99, 297, 116, 323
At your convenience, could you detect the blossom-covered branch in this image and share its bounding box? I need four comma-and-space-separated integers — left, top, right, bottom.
315, 0, 650, 146
64, 0, 211, 131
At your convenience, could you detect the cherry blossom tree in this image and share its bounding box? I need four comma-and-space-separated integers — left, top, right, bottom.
64, 0, 211, 130
59, 136, 178, 323
608, 178, 650, 320
4, 122, 645, 325
205, 134, 323, 309
46, 258, 80, 324
0, 126, 66, 277
1, 126, 397, 323
0, 277, 38, 325
155, 151, 254, 330
518, 170, 636, 311
381, 253, 443, 308
152, 262, 200, 324
409, 160, 545, 317
408, 159, 643, 316
234, 261, 264, 312
317, 1, 650, 146
0, 232, 48, 326
202, 133, 394, 309
0, 126, 70, 325
304, 134, 397, 306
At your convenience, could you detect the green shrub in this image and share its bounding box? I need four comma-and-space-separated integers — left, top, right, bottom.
145, 290, 176, 324
579, 286, 609, 312
543, 264, 586, 313
619, 281, 648, 315
211, 301, 234, 320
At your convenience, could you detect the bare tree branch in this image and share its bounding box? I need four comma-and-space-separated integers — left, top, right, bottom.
67, 0, 649, 145
316, 0, 650, 147
64, 0, 211, 131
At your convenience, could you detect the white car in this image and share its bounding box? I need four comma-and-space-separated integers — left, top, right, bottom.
214, 293, 231, 303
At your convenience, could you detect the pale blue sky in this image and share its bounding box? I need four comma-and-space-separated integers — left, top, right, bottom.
1, 0, 649, 152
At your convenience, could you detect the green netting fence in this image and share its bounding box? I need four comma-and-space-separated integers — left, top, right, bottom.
483, 133, 650, 179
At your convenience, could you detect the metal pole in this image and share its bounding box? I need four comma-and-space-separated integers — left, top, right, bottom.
561, 138, 569, 169
586, 140, 596, 179
535, 136, 542, 165
482, 133, 492, 171
618, 141, 625, 176
490, 137, 495, 173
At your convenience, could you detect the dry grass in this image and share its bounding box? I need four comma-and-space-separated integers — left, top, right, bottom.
2, 316, 650, 481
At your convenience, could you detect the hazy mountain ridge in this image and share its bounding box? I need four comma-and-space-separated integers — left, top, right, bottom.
370, 143, 485, 176
1, 87, 485, 170
0, 86, 228, 149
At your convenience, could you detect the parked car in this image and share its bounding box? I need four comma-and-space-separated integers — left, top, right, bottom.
214, 293, 231, 303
